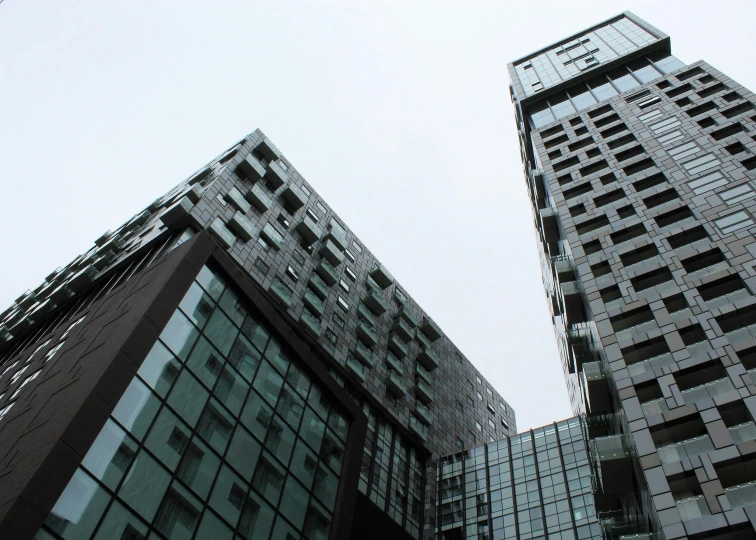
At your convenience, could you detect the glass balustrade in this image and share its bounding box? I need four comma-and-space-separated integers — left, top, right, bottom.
680, 378, 735, 405
725, 482, 756, 509
627, 353, 675, 378
676, 496, 710, 521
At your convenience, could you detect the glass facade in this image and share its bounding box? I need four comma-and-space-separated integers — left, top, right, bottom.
514, 16, 658, 98
36, 264, 349, 540
437, 418, 601, 540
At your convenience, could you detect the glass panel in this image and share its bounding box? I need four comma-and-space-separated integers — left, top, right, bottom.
195, 510, 233, 540
185, 337, 224, 390
145, 406, 192, 472
209, 465, 247, 528
287, 363, 311, 398
177, 437, 220, 499
81, 419, 137, 490
218, 287, 247, 327
154, 482, 202, 540
608, 69, 640, 92
567, 85, 597, 111
252, 452, 286, 505
228, 334, 262, 383
137, 341, 180, 398
179, 282, 215, 329
313, 462, 339, 510
272, 516, 300, 539
118, 450, 171, 522
241, 317, 270, 355
197, 399, 235, 454
308, 386, 330, 421
263, 337, 290, 375
328, 409, 349, 442
227, 425, 262, 481
241, 389, 274, 442
530, 102, 555, 129
159, 311, 199, 360
649, 53, 685, 74
237, 490, 275, 540
291, 439, 319, 489
196, 266, 226, 301
588, 76, 618, 101
167, 370, 209, 427
112, 378, 160, 441
301, 407, 326, 453
280, 475, 309, 530
265, 415, 296, 465
730, 422, 756, 444
214, 366, 248, 418
628, 58, 662, 83
320, 429, 345, 473
253, 360, 284, 406
549, 93, 576, 120
203, 308, 239, 357
277, 384, 305, 429
304, 500, 331, 540
92, 500, 148, 540
45, 470, 110, 540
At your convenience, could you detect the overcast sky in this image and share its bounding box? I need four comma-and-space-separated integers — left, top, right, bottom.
1, 1, 755, 431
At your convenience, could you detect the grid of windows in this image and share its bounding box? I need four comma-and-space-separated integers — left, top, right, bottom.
37, 265, 349, 540
437, 418, 601, 540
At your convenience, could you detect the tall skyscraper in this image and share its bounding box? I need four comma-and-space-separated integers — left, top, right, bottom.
0, 130, 516, 539
508, 10, 756, 540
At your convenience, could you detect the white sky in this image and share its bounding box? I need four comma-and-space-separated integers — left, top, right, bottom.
1, 1, 755, 431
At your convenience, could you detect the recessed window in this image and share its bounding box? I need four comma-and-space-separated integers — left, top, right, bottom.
300, 184, 311, 197
477, 391, 483, 401
476, 376, 482, 385
486, 388, 493, 397
488, 419, 495, 429
475, 421, 482, 431
216, 194, 227, 206
277, 213, 290, 228
345, 267, 357, 282
351, 241, 362, 254
285, 266, 298, 282
333, 314, 345, 329
337, 297, 349, 311
257, 238, 271, 252
345, 250, 356, 263
456, 438, 463, 449
254, 257, 269, 274
292, 250, 305, 266
316, 202, 328, 214
339, 279, 350, 292
306, 208, 319, 223
325, 328, 338, 345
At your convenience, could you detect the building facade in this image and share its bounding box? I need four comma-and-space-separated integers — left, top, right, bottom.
509, 11, 756, 540
0, 130, 516, 539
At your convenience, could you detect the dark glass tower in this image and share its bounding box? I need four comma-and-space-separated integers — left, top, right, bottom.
509, 11, 756, 540
0, 130, 515, 539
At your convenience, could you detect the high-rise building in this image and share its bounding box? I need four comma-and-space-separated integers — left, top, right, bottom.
508, 10, 756, 540
0, 130, 516, 540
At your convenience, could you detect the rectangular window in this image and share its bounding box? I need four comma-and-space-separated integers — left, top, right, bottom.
339, 279, 350, 293
325, 329, 338, 345
345, 268, 357, 282
255, 257, 269, 274
715, 211, 754, 234
351, 241, 362, 254
345, 250, 356, 263
682, 154, 721, 175
316, 202, 328, 214
687, 172, 728, 195
306, 208, 319, 223
337, 297, 349, 311
667, 142, 700, 161
720, 184, 756, 204
333, 314, 345, 329
285, 266, 299, 282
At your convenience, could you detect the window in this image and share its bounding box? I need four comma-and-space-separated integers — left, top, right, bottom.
300, 184, 311, 197
477, 392, 483, 401
257, 237, 271, 252
455, 438, 463, 449
351, 241, 362, 254
486, 387, 493, 397
345, 267, 357, 282
325, 329, 338, 345
254, 257, 269, 274
339, 280, 350, 293
488, 419, 495, 430
316, 202, 328, 214
476, 376, 482, 385
292, 250, 305, 266
337, 297, 349, 311
332, 314, 345, 329
475, 422, 482, 431
344, 250, 355, 263
306, 208, 319, 223
285, 266, 299, 282
276, 213, 290, 228
216, 194, 228, 206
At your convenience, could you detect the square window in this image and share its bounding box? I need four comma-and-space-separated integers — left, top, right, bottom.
337, 297, 349, 311
339, 279, 350, 292
285, 266, 299, 282
477, 392, 483, 401
254, 257, 269, 275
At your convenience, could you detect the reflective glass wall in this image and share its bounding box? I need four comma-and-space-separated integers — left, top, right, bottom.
437, 417, 602, 540
36, 264, 350, 540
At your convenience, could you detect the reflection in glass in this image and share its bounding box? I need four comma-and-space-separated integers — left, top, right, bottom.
530, 102, 555, 129
238, 490, 275, 539
219, 287, 247, 327
204, 309, 239, 357
138, 340, 180, 397
567, 85, 597, 111
45, 470, 109, 540
81, 419, 137, 490
549, 94, 576, 120
154, 483, 202, 540
280, 475, 308, 529
159, 311, 199, 360
177, 437, 220, 499
185, 337, 224, 390
145, 407, 191, 471
167, 370, 209, 427
588, 76, 618, 101
227, 426, 262, 481
195, 510, 233, 540
608, 69, 640, 92
179, 282, 215, 329
112, 378, 160, 440
228, 334, 262, 382
197, 399, 234, 454
196, 266, 226, 301
92, 501, 148, 540
252, 453, 285, 505
118, 450, 171, 522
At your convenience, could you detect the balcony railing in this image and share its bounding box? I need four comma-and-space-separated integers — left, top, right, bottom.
416, 363, 432, 384
346, 356, 367, 382
307, 273, 329, 300
354, 341, 374, 367
676, 496, 710, 521
627, 352, 675, 379
416, 380, 434, 404
357, 322, 378, 347
417, 346, 440, 371
725, 481, 756, 509
409, 415, 428, 440
725, 323, 756, 349
300, 308, 321, 336
415, 402, 433, 424
363, 290, 389, 316
316, 260, 338, 285
642, 398, 672, 418
680, 377, 735, 405
391, 318, 414, 342
388, 333, 409, 359
303, 289, 325, 316
386, 371, 408, 396
657, 435, 714, 464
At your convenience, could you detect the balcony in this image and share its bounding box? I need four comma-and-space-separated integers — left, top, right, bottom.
209, 218, 236, 249
318, 240, 344, 266
370, 265, 394, 289
591, 435, 633, 494
323, 223, 347, 251
409, 415, 428, 440
395, 305, 417, 327
561, 282, 587, 325
725, 480, 756, 510
680, 377, 736, 405
68, 266, 97, 293
566, 328, 592, 374
256, 137, 281, 161
307, 273, 329, 300
553, 257, 575, 283
281, 184, 306, 211
582, 362, 611, 414
300, 308, 321, 337
316, 260, 338, 286
260, 223, 283, 250
245, 183, 272, 212
228, 212, 255, 242
657, 435, 714, 465
265, 161, 287, 190
386, 371, 408, 396
346, 356, 367, 382
296, 216, 323, 247
539, 207, 560, 243
416, 363, 432, 384
363, 290, 388, 316
226, 187, 251, 214
415, 379, 434, 404
268, 278, 293, 308
161, 197, 194, 227
415, 402, 433, 425
354, 341, 374, 367
416, 346, 439, 371
391, 318, 414, 342
356, 322, 378, 347
421, 317, 441, 342
385, 354, 404, 375
627, 352, 675, 381
357, 303, 377, 327
676, 496, 711, 522
186, 184, 205, 203
388, 333, 409, 359
237, 155, 266, 181
642, 398, 673, 419
303, 289, 325, 316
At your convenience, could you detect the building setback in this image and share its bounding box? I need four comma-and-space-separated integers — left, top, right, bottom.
0, 130, 516, 539
508, 10, 756, 540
